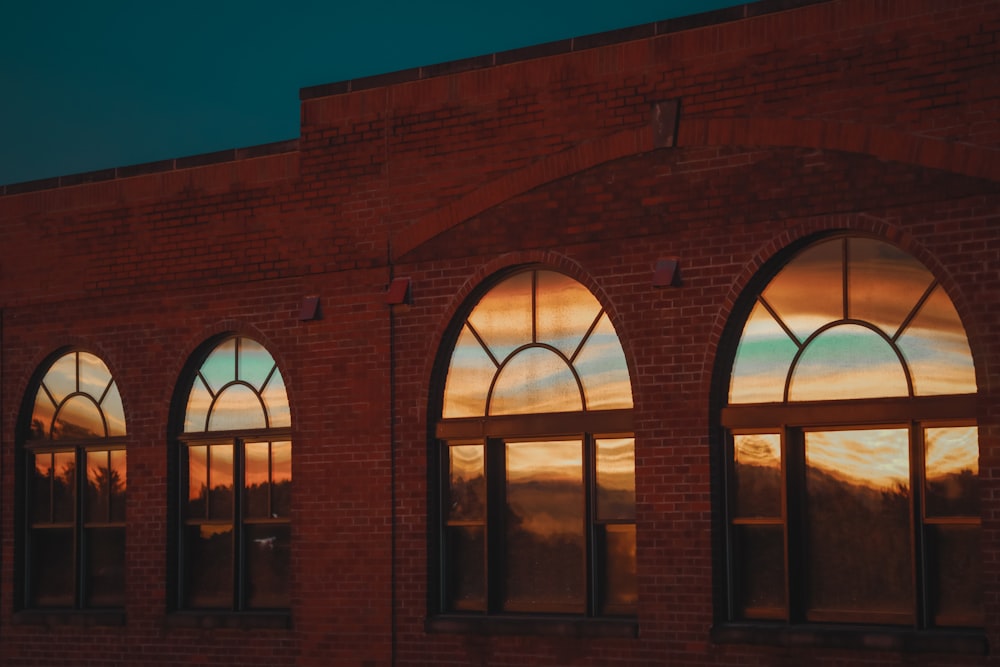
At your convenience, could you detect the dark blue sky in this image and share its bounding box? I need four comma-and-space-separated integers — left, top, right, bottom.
0, 1, 739, 186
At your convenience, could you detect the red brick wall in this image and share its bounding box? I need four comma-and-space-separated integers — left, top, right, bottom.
1, 0, 998, 665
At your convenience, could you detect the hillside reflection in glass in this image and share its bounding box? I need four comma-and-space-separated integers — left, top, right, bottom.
440, 270, 635, 616
25, 351, 126, 608
724, 237, 981, 627
180, 337, 291, 610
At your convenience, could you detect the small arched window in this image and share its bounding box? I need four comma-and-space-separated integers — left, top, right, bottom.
22, 350, 127, 609
176, 336, 291, 610
436, 269, 636, 617
721, 236, 980, 628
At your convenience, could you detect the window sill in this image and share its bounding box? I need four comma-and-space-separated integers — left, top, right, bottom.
711, 622, 987, 655
166, 610, 291, 630
13, 609, 125, 627
426, 614, 637, 638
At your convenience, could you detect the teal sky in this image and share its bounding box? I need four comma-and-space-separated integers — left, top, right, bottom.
0, 1, 741, 186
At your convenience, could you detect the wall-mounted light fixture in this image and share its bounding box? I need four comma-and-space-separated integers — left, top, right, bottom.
652, 258, 680, 288
299, 295, 321, 321
385, 277, 412, 305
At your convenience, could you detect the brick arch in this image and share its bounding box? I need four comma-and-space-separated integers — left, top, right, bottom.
391, 117, 1000, 261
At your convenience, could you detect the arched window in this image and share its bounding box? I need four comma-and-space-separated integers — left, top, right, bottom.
720, 236, 980, 628
21, 350, 127, 609
435, 269, 636, 617
176, 336, 291, 610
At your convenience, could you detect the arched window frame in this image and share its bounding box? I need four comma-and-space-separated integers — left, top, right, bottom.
19, 349, 128, 610
433, 267, 637, 620
173, 335, 292, 612
717, 234, 981, 630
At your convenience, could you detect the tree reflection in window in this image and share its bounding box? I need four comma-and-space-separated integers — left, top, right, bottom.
722, 236, 981, 628
23, 350, 127, 609
178, 336, 291, 610
437, 269, 636, 617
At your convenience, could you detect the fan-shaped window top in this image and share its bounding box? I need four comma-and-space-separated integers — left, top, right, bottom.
30, 351, 126, 439
729, 237, 976, 404
184, 337, 290, 432
442, 270, 632, 418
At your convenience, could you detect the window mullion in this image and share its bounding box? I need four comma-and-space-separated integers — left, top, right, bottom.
75, 447, 85, 609
784, 427, 804, 623
235, 438, 245, 611
911, 422, 928, 629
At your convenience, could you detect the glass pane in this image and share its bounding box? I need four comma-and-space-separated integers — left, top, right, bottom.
596, 437, 635, 521
490, 347, 582, 415
733, 433, 782, 518
271, 441, 292, 518
86, 450, 110, 523
847, 238, 933, 338
925, 426, 979, 517
600, 524, 637, 615
102, 382, 126, 437
209, 445, 234, 520
52, 451, 76, 523
789, 324, 908, 401
928, 525, 982, 625
184, 524, 233, 608
184, 376, 212, 433
535, 271, 602, 359
898, 285, 977, 396
54, 395, 105, 439
238, 338, 274, 388
448, 445, 485, 522
244, 442, 270, 519
78, 352, 112, 402
446, 526, 485, 611
85, 526, 125, 607
200, 338, 237, 394
573, 313, 633, 410
733, 524, 786, 615
504, 440, 585, 612
805, 429, 912, 617
762, 239, 843, 343
467, 270, 533, 361
109, 449, 127, 522
442, 324, 496, 418
729, 302, 799, 404
44, 353, 78, 405
29, 528, 75, 607
208, 384, 266, 431
31, 453, 53, 523
31, 386, 56, 438
261, 369, 291, 428
245, 523, 291, 609
186, 445, 208, 519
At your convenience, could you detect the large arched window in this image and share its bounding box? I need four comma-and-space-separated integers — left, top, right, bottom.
176, 336, 291, 610
720, 236, 980, 628
435, 268, 636, 617
21, 350, 127, 609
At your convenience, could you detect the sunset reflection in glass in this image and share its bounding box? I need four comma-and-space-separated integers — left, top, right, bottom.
806, 429, 912, 616
443, 270, 632, 418
504, 440, 585, 613
24, 350, 127, 609
730, 237, 976, 404
180, 336, 292, 610
723, 236, 981, 627
438, 269, 635, 618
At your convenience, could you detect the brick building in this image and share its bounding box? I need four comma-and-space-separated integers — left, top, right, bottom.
1, 0, 999, 664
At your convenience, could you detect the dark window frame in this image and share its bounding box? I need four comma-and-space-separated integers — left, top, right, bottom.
16, 349, 128, 613
170, 335, 293, 615
432, 267, 637, 623
712, 233, 984, 648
